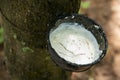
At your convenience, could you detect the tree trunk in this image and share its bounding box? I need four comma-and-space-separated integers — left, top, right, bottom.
0, 0, 80, 80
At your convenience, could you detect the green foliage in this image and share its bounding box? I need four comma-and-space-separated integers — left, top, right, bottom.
0, 27, 4, 44
79, 1, 90, 13
81, 1, 90, 9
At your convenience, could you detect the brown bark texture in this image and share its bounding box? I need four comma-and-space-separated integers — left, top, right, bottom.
0, 0, 80, 80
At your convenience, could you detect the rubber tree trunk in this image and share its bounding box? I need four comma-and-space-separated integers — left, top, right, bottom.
0, 0, 80, 80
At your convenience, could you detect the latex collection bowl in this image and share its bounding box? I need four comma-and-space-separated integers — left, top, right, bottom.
47, 14, 108, 72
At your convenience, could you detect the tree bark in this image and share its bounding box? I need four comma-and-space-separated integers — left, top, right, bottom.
0, 0, 80, 80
